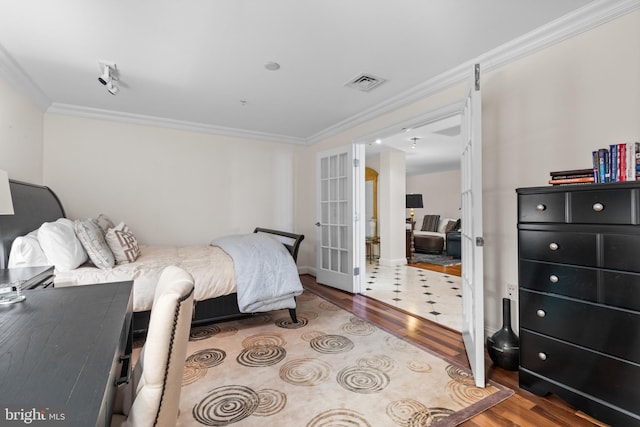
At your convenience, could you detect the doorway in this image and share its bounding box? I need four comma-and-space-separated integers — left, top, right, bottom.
361, 113, 463, 330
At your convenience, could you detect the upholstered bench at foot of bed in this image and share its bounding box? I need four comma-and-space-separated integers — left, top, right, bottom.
414, 235, 444, 254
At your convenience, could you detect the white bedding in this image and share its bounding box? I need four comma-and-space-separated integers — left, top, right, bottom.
54, 245, 236, 312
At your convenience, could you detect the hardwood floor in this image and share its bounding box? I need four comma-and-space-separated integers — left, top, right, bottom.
301, 274, 606, 427
409, 260, 462, 277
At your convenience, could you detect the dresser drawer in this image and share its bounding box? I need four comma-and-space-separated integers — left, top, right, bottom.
519, 230, 596, 266
520, 290, 640, 362
519, 260, 598, 301
520, 330, 640, 415
570, 188, 638, 224
518, 193, 565, 223
602, 233, 640, 273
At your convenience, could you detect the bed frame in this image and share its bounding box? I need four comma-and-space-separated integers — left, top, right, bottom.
0, 180, 305, 333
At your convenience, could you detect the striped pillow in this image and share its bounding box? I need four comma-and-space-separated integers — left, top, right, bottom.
421, 215, 440, 232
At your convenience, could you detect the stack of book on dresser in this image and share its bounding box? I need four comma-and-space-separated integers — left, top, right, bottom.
548, 168, 595, 185
549, 142, 640, 186
591, 142, 640, 183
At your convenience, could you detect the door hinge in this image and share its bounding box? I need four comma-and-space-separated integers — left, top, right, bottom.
354, 267, 360, 276
353, 158, 360, 167
476, 236, 484, 247
474, 63, 480, 91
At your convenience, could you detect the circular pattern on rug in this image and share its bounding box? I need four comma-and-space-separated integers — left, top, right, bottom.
242, 333, 286, 349
318, 301, 340, 311
192, 385, 260, 426
406, 360, 433, 373
357, 355, 396, 374
186, 348, 226, 368
183, 361, 208, 386
279, 358, 331, 386
384, 336, 417, 354
274, 316, 308, 329
445, 380, 493, 406
296, 310, 318, 320
253, 389, 287, 417
216, 325, 239, 337
236, 345, 286, 367
407, 407, 455, 426
445, 365, 475, 386
337, 366, 390, 394
300, 330, 326, 342
386, 399, 428, 426
341, 317, 376, 336
310, 334, 354, 354
307, 408, 371, 427
189, 324, 221, 341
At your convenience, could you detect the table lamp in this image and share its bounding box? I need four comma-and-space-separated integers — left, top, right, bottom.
406, 194, 423, 225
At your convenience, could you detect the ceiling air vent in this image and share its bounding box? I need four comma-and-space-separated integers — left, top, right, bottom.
345, 73, 386, 92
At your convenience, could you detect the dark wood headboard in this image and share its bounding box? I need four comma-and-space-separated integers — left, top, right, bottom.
0, 180, 66, 268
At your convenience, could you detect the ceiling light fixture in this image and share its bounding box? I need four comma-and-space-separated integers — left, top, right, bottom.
265, 62, 280, 71
98, 60, 119, 95
410, 137, 420, 149
375, 139, 382, 144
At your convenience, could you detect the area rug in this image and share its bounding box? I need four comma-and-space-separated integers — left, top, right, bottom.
154, 290, 511, 426
412, 253, 461, 266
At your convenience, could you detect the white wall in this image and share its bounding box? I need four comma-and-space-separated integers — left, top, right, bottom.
481, 10, 640, 332
407, 169, 461, 226
43, 114, 301, 246
296, 10, 640, 334
0, 74, 44, 183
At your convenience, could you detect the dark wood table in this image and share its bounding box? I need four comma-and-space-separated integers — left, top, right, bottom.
0, 281, 133, 427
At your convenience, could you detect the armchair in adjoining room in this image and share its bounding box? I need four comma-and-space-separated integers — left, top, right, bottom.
111, 266, 195, 427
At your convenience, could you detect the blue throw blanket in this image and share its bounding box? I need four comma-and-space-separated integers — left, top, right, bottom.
211, 233, 303, 313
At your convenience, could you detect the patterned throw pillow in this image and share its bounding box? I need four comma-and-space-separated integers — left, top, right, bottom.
420, 214, 440, 232
105, 222, 140, 264
74, 219, 115, 269
444, 220, 458, 233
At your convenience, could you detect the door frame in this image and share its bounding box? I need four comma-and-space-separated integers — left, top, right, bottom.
353, 101, 466, 266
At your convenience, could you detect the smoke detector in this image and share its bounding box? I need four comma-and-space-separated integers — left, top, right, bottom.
345, 73, 386, 92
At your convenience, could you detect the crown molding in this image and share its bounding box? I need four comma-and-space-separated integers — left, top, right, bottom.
47, 103, 307, 145
0, 44, 50, 111
2, 0, 637, 145
307, 0, 640, 145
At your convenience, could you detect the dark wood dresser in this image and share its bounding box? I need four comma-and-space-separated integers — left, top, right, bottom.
517, 182, 640, 427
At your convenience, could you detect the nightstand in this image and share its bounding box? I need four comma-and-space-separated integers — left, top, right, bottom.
0, 266, 55, 290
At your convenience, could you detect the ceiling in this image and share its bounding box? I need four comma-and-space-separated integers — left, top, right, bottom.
0, 0, 602, 150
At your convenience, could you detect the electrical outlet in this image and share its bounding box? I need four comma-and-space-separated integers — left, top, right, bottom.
507, 283, 517, 299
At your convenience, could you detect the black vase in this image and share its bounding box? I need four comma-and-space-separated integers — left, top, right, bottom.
486, 297, 520, 371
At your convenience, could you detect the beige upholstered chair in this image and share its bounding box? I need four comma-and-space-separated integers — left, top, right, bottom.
111, 266, 195, 427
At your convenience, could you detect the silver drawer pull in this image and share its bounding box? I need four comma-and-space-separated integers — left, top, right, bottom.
549, 275, 559, 283
549, 242, 559, 251
592, 202, 604, 212
538, 352, 548, 361
536, 204, 546, 211
536, 309, 546, 318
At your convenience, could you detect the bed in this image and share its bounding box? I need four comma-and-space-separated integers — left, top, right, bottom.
0, 180, 305, 333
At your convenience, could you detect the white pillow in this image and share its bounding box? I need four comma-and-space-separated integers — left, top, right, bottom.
38, 218, 88, 272
8, 230, 49, 268
105, 222, 140, 265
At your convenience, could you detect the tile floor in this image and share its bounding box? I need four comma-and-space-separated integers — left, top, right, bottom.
362, 261, 462, 331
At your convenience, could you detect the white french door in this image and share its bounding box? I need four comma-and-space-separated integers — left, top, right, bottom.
315, 144, 365, 293
460, 64, 485, 388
